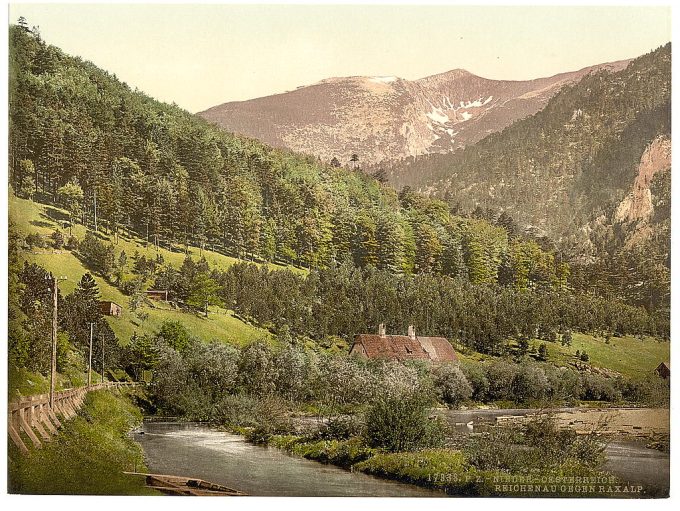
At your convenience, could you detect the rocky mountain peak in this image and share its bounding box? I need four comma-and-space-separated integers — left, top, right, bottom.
199, 60, 630, 166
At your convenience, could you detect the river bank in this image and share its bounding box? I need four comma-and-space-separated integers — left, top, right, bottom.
258, 406, 670, 496
8, 388, 157, 495
439, 407, 670, 496
437, 406, 670, 440
490, 408, 669, 438
263, 433, 627, 497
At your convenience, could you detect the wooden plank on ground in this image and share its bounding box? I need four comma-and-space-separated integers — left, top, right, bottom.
47, 406, 61, 428
40, 406, 58, 434
32, 410, 51, 442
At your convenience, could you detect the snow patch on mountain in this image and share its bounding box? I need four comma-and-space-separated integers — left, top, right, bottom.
426, 106, 450, 124
200, 60, 630, 166
459, 96, 494, 109
369, 76, 398, 84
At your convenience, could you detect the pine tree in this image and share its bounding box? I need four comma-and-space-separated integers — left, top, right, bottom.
57, 180, 84, 234
354, 214, 379, 268
415, 222, 443, 273
187, 272, 223, 317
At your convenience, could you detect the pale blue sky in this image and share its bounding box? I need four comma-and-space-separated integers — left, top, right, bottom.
8, 3, 671, 112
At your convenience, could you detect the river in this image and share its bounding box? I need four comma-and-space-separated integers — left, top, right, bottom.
134, 422, 441, 497
135, 413, 669, 497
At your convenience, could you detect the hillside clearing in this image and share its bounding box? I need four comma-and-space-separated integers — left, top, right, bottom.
10, 194, 273, 346
543, 332, 669, 380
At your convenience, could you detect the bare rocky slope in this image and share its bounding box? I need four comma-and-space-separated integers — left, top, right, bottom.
198, 60, 629, 166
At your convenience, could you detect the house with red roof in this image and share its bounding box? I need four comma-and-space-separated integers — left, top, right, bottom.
350, 324, 458, 363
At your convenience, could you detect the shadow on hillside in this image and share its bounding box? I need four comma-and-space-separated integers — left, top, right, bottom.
43, 205, 69, 222
25, 197, 305, 272
30, 220, 54, 229
89, 230, 110, 242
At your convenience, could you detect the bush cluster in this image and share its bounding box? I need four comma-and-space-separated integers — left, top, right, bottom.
460, 360, 668, 406
464, 414, 606, 473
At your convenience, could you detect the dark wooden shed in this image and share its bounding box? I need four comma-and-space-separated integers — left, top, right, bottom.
145, 289, 169, 301
655, 361, 670, 379
99, 300, 123, 317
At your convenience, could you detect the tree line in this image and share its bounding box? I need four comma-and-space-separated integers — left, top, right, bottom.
30, 218, 663, 355
143, 329, 669, 423
145, 257, 666, 354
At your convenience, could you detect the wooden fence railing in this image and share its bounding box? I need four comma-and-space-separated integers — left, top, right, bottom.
8, 382, 137, 455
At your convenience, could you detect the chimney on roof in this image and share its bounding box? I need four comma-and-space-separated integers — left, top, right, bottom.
408, 325, 416, 340
378, 323, 386, 338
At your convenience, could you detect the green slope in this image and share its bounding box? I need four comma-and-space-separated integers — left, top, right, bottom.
543, 332, 669, 380
456, 330, 669, 381
10, 193, 272, 346
8, 388, 158, 495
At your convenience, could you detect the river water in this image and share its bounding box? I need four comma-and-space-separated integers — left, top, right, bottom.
134, 422, 440, 497
603, 440, 669, 494
135, 413, 669, 497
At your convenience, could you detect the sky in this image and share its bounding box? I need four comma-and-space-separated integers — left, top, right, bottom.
7, 3, 672, 113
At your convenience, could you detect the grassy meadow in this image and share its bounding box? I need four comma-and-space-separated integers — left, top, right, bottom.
544, 332, 669, 380
10, 194, 274, 346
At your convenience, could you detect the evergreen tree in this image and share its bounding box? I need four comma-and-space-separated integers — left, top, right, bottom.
187, 272, 223, 317
57, 180, 84, 234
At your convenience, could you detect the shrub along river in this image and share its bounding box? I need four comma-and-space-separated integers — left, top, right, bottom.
438, 408, 670, 495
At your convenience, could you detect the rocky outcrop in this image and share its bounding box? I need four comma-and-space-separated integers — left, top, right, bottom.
615, 136, 671, 224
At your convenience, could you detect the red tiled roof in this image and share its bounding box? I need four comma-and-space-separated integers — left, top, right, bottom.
350, 334, 458, 362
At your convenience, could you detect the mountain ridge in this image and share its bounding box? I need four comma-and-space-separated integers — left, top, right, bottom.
199, 59, 631, 166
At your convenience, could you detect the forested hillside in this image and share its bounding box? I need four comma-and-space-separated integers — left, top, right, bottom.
9, 24, 568, 288
7, 23, 668, 378
379, 44, 671, 312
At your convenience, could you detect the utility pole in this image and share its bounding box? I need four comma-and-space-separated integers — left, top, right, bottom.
87, 322, 95, 386
93, 188, 98, 232
48, 274, 67, 408
50, 276, 57, 407
101, 334, 105, 383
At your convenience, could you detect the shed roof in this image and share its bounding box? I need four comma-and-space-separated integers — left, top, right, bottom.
99, 300, 122, 308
